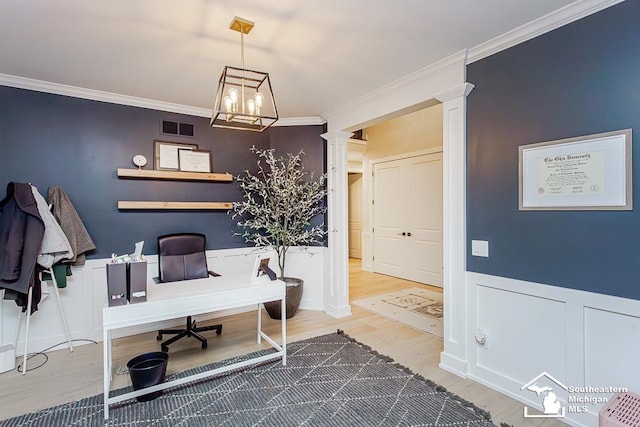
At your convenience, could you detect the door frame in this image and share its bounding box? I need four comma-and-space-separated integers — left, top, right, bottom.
348, 172, 363, 259
369, 148, 443, 276
321, 50, 474, 376
322, 83, 473, 374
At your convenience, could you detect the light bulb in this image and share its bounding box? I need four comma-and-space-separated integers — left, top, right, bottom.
247, 99, 256, 115
223, 96, 232, 112
229, 88, 238, 103
255, 92, 263, 107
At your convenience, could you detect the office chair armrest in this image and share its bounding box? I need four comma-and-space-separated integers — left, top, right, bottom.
208, 270, 221, 277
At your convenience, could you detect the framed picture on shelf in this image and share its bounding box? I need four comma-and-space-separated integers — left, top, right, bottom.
154, 140, 198, 170
178, 149, 212, 173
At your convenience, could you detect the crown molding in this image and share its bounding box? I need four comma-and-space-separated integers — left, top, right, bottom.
321, 50, 467, 121
0, 73, 323, 126
434, 83, 475, 103
320, 0, 623, 126
272, 117, 326, 127
2, 0, 622, 126
468, 0, 626, 63
0, 73, 213, 117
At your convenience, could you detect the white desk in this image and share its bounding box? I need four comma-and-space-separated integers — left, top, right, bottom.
102, 275, 286, 420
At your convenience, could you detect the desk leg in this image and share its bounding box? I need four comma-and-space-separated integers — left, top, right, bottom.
103, 328, 111, 420
257, 303, 262, 344
281, 297, 287, 366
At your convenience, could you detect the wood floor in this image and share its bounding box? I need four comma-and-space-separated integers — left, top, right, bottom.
0, 259, 566, 426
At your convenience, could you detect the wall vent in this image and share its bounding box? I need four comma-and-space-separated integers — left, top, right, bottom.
161, 120, 195, 137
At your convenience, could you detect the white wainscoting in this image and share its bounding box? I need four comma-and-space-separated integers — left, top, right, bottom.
0, 247, 326, 356
463, 272, 640, 427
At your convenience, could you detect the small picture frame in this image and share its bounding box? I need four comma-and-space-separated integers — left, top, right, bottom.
154, 140, 198, 170
178, 149, 212, 173
251, 253, 277, 282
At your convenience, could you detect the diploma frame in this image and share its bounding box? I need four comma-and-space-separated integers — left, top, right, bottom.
519, 129, 632, 211
178, 149, 212, 173
154, 140, 198, 170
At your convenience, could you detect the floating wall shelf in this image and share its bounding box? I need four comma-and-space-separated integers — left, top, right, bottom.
118, 201, 233, 210
117, 168, 233, 182
116, 168, 234, 210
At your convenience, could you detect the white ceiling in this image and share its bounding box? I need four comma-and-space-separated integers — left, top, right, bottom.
0, 0, 585, 119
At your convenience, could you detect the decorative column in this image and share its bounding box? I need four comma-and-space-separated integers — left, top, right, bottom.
321, 130, 353, 318
434, 83, 474, 376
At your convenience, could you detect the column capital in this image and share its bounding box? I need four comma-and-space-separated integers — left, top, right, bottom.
321, 130, 353, 142
434, 83, 475, 103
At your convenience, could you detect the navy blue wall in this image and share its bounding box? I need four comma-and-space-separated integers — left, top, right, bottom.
466, 1, 640, 299
0, 86, 326, 258
270, 125, 328, 231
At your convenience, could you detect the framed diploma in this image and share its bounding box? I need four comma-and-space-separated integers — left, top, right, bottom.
519, 129, 632, 211
178, 149, 212, 173
154, 140, 198, 170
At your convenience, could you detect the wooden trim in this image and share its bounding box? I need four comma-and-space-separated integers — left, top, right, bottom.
117, 168, 233, 182
117, 201, 232, 210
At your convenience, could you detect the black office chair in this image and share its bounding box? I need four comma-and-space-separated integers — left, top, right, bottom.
156, 233, 222, 352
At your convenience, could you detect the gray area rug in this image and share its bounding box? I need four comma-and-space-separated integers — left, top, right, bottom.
0, 331, 496, 426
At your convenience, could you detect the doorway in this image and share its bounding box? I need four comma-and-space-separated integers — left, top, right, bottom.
372, 152, 443, 286
323, 63, 471, 369
345, 104, 444, 302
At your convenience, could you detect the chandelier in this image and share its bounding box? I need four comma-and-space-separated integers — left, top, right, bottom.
211, 17, 278, 132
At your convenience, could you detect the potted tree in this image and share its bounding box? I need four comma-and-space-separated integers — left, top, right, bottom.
232, 146, 327, 319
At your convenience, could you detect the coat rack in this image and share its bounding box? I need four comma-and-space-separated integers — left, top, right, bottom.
15, 268, 73, 374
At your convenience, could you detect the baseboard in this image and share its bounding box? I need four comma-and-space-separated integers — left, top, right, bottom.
438, 351, 468, 378
324, 303, 352, 319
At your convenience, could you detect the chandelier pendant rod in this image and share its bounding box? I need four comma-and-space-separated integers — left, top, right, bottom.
240, 27, 246, 115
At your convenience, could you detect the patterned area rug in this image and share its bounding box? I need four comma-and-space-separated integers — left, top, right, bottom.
352, 287, 444, 337
0, 331, 494, 427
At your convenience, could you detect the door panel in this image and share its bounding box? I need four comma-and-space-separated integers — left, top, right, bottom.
348, 173, 363, 259
373, 153, 443, 286
407, 154, 442, 285
373, 163, 404, 277
409, 240, 443, 285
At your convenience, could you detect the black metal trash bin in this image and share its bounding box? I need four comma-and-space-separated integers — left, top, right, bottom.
127, 351, 169, 402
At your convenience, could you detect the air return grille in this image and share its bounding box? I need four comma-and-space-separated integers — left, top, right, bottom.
161, 120, 194, 137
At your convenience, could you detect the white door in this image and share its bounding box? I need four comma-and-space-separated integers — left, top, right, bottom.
372, 162, 405, 278
373, 153, 443, 286
348, 173, 363, 259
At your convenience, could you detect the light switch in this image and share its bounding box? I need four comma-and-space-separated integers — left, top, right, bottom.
471, 240, 489, 257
